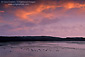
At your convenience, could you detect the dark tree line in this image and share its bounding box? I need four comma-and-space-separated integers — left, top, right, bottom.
0, 36, 85, 42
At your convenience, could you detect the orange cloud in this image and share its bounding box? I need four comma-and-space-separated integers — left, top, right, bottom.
15, 9, 36, 23
15, 4, 60, 23
62, 2, 85, 9
15, 1, 85, 23
4, 4, 11, 8
0, 11, 5, 13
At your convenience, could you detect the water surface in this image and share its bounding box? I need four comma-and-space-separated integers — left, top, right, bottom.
0, 41, 85, 57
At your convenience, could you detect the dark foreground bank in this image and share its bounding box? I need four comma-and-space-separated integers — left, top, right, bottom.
0, 36, 85, 42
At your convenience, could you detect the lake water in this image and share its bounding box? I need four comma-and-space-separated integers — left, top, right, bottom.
0, 41, 85, 57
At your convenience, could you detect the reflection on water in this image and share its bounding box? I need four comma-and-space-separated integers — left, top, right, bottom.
0, 41, 85, 57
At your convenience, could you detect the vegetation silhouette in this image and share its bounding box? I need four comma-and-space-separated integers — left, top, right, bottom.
0, 36, 85, 42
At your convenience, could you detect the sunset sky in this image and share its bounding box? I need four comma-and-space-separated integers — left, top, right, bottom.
0, 0, 85, 37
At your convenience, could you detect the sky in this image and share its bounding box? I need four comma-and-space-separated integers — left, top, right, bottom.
0, 0, 85, 37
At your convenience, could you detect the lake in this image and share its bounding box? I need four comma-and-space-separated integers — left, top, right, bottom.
0, 41, 85, 57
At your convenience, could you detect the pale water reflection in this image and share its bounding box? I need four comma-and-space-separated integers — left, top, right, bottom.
0, 41, 85, 57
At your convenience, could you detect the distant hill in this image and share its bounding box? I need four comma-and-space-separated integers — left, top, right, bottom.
0, 36, 85, 42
